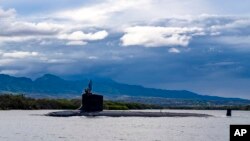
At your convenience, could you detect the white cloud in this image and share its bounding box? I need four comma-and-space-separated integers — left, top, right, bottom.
54, 0, 151, 25
58, 30, 108, 41
1, 22, 64, 36
66, 41, 87, 46
210, 19, 250, 35
88, 56, 98, 60
168, 48, 180, 53
59, 30, 108, 46
0, 8, 64, 37
1, 1, 250, 48
0, 8, 64, 44
52, 0, 214, 29
0, 36, 35, 43
3, 51, 39, 58
0, 7, 16, 18
121, 26, 203, 47
0, 7, 109, 45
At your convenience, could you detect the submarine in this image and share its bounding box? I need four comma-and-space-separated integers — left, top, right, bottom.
46, 81, 211, 117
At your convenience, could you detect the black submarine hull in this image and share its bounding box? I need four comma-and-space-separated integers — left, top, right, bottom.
46, 110, 211, 117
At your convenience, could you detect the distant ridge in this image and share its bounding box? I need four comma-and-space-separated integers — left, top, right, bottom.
0, 74, 249, 106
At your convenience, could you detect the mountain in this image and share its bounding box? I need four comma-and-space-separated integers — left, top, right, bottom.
0, 74, 249, 106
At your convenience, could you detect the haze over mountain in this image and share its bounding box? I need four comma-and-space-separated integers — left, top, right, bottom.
0, 74, 249, 106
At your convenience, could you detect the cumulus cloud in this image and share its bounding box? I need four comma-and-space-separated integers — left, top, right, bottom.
0, 7, 109, 45
58, 30, 108, 41
54, 0, 151, 25
1, 2, 250, 47
119, 15, 250, 47
52, 0, 218, 30
121, 26, 203, 47
0, 8, 62, 44
0, 22, 64, 36
58, 30, 108, 46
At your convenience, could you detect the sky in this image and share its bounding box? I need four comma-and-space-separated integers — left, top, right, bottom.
0, 0, 250, 99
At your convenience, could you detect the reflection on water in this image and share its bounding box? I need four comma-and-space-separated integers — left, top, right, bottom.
0, 110, 249, 141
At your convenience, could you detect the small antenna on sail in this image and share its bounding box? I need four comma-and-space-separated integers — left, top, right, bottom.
88, 80, 92, 93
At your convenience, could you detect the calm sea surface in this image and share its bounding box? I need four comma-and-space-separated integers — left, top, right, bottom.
0, 110, 249, 141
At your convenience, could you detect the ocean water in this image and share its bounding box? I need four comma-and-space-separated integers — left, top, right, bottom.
0, 110, 249, 141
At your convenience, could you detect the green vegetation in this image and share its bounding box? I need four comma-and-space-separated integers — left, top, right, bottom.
0, 94, 162, 110
103, 101, 162, 110
0, 94, 80, 110
162, 105, 250, 110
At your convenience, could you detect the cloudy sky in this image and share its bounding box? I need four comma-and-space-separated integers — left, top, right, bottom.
0, 0, 250, 99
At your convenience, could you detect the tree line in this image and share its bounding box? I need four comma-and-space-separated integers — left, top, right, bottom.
0, 94, 162, 110
0, 94, 249, 110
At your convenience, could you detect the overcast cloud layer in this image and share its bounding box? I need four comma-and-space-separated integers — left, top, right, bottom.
0, 0, 250, 99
